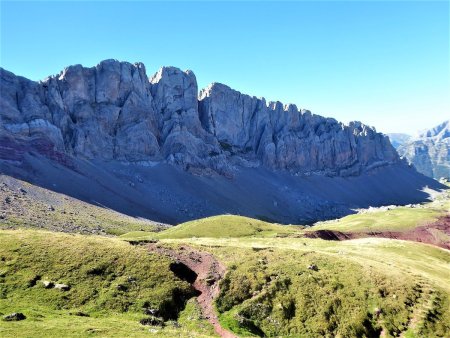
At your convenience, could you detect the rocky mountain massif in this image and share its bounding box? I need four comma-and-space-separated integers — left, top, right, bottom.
0, 60, 444, 224
389, 121, 450, 180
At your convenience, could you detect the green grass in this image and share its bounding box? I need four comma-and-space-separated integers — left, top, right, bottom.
311, 189, 450, 233
121, 215, 302, 241
0, 229, 207, 338
2, 178, 450, 337
311, 207, 443, 233
161, 236, 450, 337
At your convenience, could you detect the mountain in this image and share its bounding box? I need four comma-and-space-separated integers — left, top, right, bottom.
0, 60, 444, 224
386, 133, 411, 149
397, 120, 450, 179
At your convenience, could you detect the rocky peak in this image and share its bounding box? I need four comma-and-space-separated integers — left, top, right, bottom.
397, 120, 450, 179
419, 120, 450, 140
1, 60, 400, 176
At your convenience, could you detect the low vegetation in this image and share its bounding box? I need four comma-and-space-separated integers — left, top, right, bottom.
121, 215, 301, 242
165, 237, 450, 337
0, 230, 215, 337
2, 177, 450, 337
312, 187, 450, 233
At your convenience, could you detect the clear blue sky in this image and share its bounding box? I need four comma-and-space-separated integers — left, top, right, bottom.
1, 1, 448, 134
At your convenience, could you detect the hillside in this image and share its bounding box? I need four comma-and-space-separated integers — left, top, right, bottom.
122, 215, 300, 242
0, 175, 166, 235
0, 230, 215, 338
0, 61, 445, 224
1, 177, 450, 337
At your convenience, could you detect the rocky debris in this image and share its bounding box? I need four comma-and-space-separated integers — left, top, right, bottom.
395, 120, 450, 179
3, 313, 26, 321
140, 315, 165, 327
54, 283, 70, 291
1, 60, 400, 177
42, 280, 54, 288
144, 308, 159, 316
42, 280, 70, 291
308, 264, 318, 271
0, 174, 167, 235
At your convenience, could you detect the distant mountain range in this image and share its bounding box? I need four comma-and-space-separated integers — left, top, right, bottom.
387, 121, 450, 180
386, 133, 412, 149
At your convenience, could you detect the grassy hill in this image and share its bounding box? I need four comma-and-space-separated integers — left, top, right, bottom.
0, 230, 215, 338
1, 177, 450, 337
311, 187, 450, 233
120, 215, 302, 242
164, 236, 450, 337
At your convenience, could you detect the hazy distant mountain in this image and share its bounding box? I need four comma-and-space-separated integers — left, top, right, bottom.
397, 120, 450, 179
386, 133, 412, 149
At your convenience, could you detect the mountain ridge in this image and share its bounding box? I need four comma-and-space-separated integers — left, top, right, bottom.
1, 59, 398, 177
0, 59, 444, 224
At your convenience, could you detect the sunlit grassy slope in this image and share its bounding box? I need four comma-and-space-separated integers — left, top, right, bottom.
120, 215, 302, 241
2, 178, 450, 337
0, 230, 215, 338
162, 236, 450, 337
311, 188, 450, 233
311, 207, 442, 232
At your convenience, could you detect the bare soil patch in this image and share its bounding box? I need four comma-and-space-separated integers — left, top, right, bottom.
305, 215, 450, 250
147, 243, 237, 338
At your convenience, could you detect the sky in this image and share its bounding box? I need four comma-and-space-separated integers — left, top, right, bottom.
1, 1, 448, 134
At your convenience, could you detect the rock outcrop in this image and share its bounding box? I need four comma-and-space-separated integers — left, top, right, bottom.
199, 83, 398, 175
396, 121, 450, 179
0, 59, 443, 224
1, 59, 399, 177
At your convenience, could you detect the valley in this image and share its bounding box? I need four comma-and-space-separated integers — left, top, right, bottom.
1, 2, 448, 337
1, 175, 449, 337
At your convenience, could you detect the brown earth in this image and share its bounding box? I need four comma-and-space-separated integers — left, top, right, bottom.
147, 243, 237, 338
304, 215, 450, 250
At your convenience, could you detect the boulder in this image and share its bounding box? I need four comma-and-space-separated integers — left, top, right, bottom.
3, 313, 26, 321
54, 283, 70, 291
42, 280, 54, 288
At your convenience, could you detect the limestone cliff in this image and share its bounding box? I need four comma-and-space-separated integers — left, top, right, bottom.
0, 60, 445, 224
1, 59, 399, 177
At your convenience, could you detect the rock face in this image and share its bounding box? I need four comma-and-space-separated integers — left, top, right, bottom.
1, 59, 399, 176
199, 83, 398, 175
0, 59, 444, 224
396, 121, 450, 179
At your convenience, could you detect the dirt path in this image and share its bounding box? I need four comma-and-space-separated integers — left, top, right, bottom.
147, 243, 237, 338
304, 215, 450, 250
